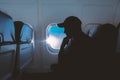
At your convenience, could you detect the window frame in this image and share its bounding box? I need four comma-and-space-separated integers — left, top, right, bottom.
46, 23, 66, 54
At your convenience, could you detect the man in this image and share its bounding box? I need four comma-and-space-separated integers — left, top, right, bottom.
56, 16, 93, 79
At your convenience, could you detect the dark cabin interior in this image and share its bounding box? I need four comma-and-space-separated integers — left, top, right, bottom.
0, 0, 120, 80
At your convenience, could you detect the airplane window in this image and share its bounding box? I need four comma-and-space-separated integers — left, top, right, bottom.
88, 28, 97, 38
46, 23, 66, 54
84, 23, 101, 37
21, 24, 33, 43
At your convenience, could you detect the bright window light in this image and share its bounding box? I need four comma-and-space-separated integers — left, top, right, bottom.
46, 35, 60, 49
46, 23, 66, 54
88, 28, 97, 37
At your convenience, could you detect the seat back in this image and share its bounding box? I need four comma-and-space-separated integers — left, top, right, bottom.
93, 23, 118, 55
0, 11, 16, 80
0, 11, 15, 43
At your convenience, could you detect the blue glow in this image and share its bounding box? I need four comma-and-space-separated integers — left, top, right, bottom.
21, 24, 33, 42
89, 28, 97, 37
48, 26, 65, 36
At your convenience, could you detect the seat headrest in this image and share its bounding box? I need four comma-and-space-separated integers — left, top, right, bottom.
0, 11, 15, 43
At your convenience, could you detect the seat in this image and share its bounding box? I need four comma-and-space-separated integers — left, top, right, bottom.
0, 11, 15, 43
93, 23, 117, 55
91, 23, 118, 76
0, 11, 16, 80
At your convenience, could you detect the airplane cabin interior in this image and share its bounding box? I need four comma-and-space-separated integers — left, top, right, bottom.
0, 0, 120, 80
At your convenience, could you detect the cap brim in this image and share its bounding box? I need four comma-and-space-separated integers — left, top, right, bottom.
57, 23, 64, 27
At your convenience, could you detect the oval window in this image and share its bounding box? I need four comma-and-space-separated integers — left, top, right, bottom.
46, 23, 66, 54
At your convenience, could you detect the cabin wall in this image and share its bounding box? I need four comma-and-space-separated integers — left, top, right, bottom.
114, 0, 120, 25
115, 2, 120, 52
0, 0, 120, 72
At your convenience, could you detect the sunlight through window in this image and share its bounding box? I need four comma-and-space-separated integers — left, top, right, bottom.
46, 23, 66, 54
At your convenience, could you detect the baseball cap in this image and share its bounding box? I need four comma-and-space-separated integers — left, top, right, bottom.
57, 16, 81, 28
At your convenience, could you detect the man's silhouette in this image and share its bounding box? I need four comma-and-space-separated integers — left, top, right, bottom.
54, 16, 93, 79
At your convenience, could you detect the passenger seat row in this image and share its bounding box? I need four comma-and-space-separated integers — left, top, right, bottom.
0, 11, 34, 80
